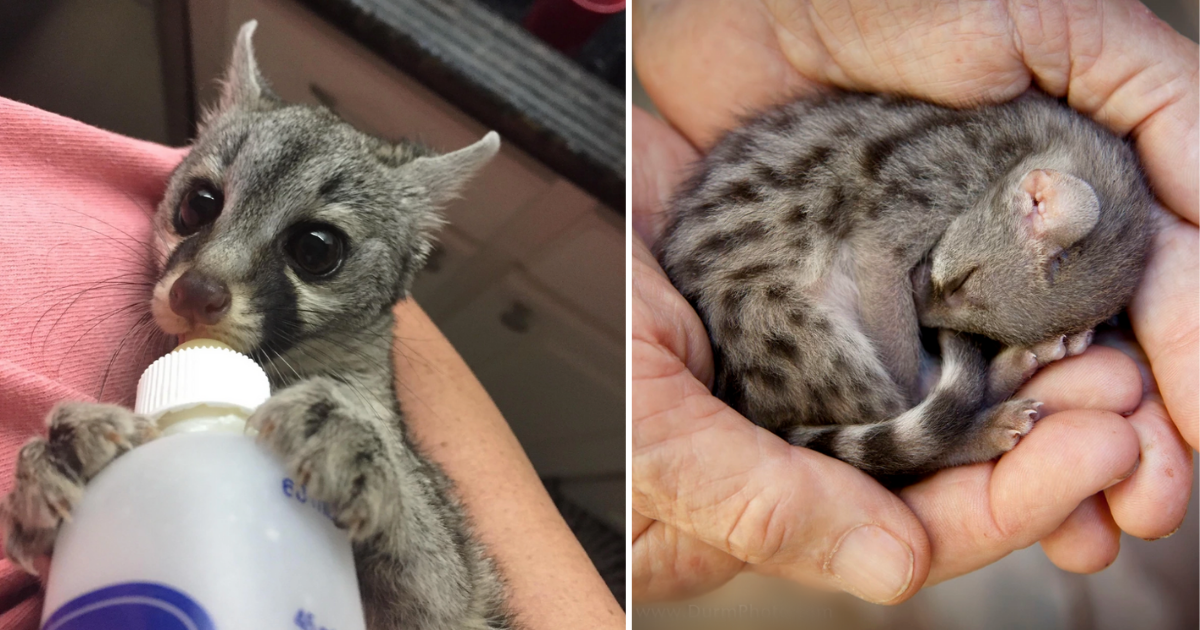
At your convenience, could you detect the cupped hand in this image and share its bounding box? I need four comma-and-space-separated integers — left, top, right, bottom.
634, 0, 1197, 446
633, 0, 1196, 601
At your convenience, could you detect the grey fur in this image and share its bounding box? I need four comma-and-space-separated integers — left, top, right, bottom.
1, 21, 511, 629
658, 91, 1153, 479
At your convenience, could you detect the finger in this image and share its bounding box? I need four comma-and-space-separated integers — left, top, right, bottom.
634, 237, 715, 389
1128, 208, 1199, 450
1039, 493, 1121, 574
632, 342, 930, 603
632, 107, 700, 247
633, 514, 745, 601
901, 409, 1138, 584
634, 0, 816, 148
1105, 397, 1194, 539
773, 0, 1030, 105
1016, 345, 1142, 416
1092, 324, 1158, 398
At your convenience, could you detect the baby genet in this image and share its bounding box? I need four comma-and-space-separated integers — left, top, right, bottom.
658, 91, 1153, 479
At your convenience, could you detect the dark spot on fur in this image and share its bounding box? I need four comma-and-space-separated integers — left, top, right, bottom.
765, 284, 790, 302
46, 424, 84, 480
724, 180, 763, 204
670, 259, 706, 284
786, 204, 810, 224
861, 136, 899, 180
304, 400, 336, 437
731, 220, 769, 243
318, 173, 345, 199
965, 128, 983, 151
721, 286, 750, 310
807, 382, 829, 410
722, 132, 755, 162
697, 233, 734, 255
746, 364, 788, 391
691, 200, 723, 219
218, 131, 250, 168
694, 221, 769, 258
754, 163, 788, 189
716, 316, 743, 339
817, 186, 855, 238
763, 109, 798, 133
783, 146, 833, 189
907, 188, 933, 207
995, 136, 1035, 164
765, 333, 797, 358
861, 424, 897, 460
728, 262, 775, 282
862, 112, 966, 179
833, 122, 857, 137
793, 426, 836, 453
788, 308, 808, 327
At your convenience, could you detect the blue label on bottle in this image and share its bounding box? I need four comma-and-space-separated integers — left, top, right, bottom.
43, 582, 215, 630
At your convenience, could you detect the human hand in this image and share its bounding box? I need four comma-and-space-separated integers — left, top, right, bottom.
633, 0, 1195, 603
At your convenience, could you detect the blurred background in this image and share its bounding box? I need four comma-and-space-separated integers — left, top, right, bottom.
632, 1, 1197, 628
0, 0, 625, 607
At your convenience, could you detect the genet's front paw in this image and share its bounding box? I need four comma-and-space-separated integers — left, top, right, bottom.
248, 378, 397, 540
1030, 328, 1094, 366
1, 402, 156, 574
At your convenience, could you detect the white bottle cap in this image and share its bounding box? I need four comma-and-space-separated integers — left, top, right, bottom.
135, 340, 271, 420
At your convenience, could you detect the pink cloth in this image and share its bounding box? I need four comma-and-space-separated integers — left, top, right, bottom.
0, 96, 186, 627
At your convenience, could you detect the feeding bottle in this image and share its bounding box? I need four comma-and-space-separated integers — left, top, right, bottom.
40, 340, 367, 630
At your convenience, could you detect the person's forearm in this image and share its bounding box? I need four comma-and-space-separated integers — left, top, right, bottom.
391, 300, 624, 629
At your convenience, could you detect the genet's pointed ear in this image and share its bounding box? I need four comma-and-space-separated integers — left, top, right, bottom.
1018, 169, 1100, 248
205, 20, 278, 124
402, 132, 501, 206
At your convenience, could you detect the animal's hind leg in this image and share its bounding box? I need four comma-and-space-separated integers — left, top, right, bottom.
788, 330, 1039, 477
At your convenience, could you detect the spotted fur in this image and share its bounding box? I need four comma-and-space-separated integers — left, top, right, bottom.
658, 91, 1153, 479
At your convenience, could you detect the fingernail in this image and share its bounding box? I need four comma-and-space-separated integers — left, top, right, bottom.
829, 525, 914, 604
1143, 523, 1181, 542
1104, 457, 1140, 489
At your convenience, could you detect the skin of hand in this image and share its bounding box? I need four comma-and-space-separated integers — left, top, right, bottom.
392, 302, 624, 629
633, 0, 1196, 605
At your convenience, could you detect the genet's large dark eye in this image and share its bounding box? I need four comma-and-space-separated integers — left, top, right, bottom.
177, 183, 224, 235
286, 224, 345, 277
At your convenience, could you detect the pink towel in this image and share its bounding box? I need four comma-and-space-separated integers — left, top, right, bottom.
0, 96, 186, 627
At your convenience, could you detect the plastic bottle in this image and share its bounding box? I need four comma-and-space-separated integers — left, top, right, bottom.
40, 340, 367, 630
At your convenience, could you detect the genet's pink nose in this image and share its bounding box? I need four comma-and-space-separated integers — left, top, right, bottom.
169, 270, 230, 325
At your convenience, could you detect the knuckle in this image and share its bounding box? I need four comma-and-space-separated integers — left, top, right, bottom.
720, 492, 789, 564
